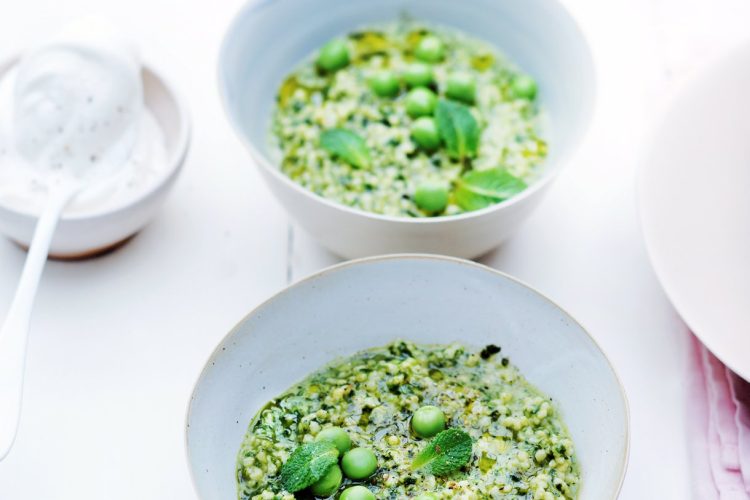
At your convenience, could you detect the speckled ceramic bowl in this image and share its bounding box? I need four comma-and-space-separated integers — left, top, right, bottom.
186, 255, 629, 499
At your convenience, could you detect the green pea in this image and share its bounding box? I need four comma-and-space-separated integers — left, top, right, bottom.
310, 465, 342, 497
445, 72, 477, 104
403, 63, 434, 88
341, 447, 378, 480
369, 70, 400, 97
414, 183, 449, 214
511, 74, 537, 100
315, 427, 351, 454
410, 117, 441, 151
414, 494, 440, 500
340, 485, 376, 500
317, 39, 350, 72
405, 88, 437, 118
411, 405, 446, 438
414, 35, 445, 63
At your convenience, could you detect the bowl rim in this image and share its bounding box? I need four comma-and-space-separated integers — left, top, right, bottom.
184, 253, 630, 499
0, 53, 192, 222
216, 0, 596, 225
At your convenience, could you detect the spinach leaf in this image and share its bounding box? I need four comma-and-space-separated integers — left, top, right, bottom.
454, 168, 527, 211
435, 99, 480, 161
320, 128, 372, 169
279, 441, 339, 493
411, 428, 473, 476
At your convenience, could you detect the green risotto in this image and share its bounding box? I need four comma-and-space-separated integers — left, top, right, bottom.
237, 341, 579, 499
271, 20, 547, 217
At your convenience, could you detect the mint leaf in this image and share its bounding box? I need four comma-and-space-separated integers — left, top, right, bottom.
454, 168, 527, 211
411, 428, 473, 476
280, 441, 339, 493
435, 99, 480, 161
320, 128, 372, 169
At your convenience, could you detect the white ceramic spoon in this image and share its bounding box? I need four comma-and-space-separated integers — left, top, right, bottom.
0, 181, 81, 460
0, 28, 143, 459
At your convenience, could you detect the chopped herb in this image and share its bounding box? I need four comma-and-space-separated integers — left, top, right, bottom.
279, 441, 339, 493
480, 344, 501, 359
320, 129, 372, 169
411, 428, 473, 476
434, 99, 480, 161
454, 168, 527, 211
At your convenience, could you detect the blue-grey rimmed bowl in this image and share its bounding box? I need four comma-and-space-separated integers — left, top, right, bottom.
186, 255, 628, 499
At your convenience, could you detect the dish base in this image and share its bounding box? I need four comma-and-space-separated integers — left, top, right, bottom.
10, 233, 136, 260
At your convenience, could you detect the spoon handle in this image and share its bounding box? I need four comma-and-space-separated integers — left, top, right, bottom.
0, 187, 77, 460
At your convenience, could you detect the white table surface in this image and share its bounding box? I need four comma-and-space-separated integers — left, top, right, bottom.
0, 0, 746, 498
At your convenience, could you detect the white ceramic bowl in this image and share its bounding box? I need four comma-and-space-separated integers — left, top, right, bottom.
0, 55, 190, 259
186, 255, 629, 499
218, 0, 595, 259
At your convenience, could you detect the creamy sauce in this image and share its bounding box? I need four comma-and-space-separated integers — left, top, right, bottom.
0, 23, 168, 217
237, 341, 579, 499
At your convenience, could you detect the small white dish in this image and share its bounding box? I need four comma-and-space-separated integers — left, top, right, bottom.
638, 41, 750, 380
0, 55, 190, 259
186, 255, 629, 499
218, 0, 595, 259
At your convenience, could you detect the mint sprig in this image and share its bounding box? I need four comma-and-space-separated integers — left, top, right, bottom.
411, 428, 473, 476
280, 441, 339, 493
454, 168, 527, 211
320, 128, 372, 169
435, 99, 480, 161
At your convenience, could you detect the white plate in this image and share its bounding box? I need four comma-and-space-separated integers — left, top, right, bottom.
639, 41, 750, 379
186, 255, 629, 499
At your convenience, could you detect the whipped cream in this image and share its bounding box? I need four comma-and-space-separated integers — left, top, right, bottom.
0, 21, 168, 217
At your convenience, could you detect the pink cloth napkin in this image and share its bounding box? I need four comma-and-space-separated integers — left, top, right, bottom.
689, 335, 750, 499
